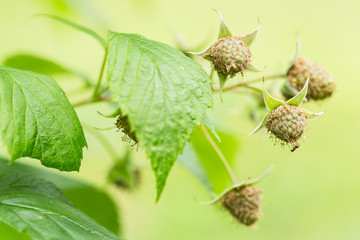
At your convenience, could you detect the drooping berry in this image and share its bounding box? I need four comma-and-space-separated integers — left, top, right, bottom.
204, 36, 252, 78
265, 104, 307, 151
222, 185, 262, 226
287, 57, 335, 100
115, 115, 137, 144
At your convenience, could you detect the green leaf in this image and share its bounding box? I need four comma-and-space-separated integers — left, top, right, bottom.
0, 221, 31, 240
177, 144, 213, 192
0, 66, 87, 171
106, 32, 213, 200
3, 54, 92, 85
263, 82, 285, 111
0, 157, 121, 235
286, 76, 310, 106
0, 171, 122, 240
39, 14, 106, 49
190, 126, 238, 194
3, 54, 69, 75
202, 115, 221, 143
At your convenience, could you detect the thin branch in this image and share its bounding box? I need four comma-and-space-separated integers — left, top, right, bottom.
200, 124, 238, 184
72, 96, 112, 108
213, 72, 286, 92
241, 84, 262, 93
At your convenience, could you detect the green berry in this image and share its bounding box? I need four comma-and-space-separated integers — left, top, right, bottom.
287, 57, 335, 100
265, 104, 307, 151
222, 185, 262, 226
205, 36, 252, 78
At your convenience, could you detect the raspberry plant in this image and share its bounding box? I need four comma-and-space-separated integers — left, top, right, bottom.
0, 10, 335, 239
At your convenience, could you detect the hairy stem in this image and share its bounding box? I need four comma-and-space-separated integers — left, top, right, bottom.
200, 124, 238, 184
92, 51, 108, 99
213, 73, 286, 92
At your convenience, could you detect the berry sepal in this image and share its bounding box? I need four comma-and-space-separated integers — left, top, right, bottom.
202, 165, 273, 226
189, 10, 262, 95
247, 77, 324, 151
201, 164, 274, 205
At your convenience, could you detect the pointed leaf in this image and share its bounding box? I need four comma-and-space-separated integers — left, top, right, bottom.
0, 171, 121, 240
305, 110, 324, 120
107, 32, 213, 201
0, 66, 87, 171
241, 18, 261, 46
39, 14, 106, 49
245, 114, 269, 135
263, 82, 285, 110
213, 9, 232, 39
286, 76, 310, 106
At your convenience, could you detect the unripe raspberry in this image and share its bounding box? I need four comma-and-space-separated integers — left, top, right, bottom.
115, 115, 137, 143
222, 185, 262, 226
204, 36, 252, 78
265, 104, 307, 151
287, 57, 335, 100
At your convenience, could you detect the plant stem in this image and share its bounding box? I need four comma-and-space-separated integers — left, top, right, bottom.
92, 51, 107, 99
241, 84, 262, 93
72, 96, 112, 107
213, 72, 286, 92
200, 124, 238, 184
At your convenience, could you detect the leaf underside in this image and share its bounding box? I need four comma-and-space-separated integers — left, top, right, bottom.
0, 66, 87, 171
0, 171, 121, 240
106, 32, 213, 200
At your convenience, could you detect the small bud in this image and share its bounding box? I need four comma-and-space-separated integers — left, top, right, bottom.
115, 115, 138, 144
265, 104, 307, 151
108, 151, 140, 190
222, 185, 262, 226
204, 36, 252, 78
287, 57, 335, 100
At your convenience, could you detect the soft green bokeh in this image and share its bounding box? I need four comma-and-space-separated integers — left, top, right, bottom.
0, 0, 359, 239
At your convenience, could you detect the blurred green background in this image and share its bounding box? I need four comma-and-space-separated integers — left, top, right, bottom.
0, 0, 359, 239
